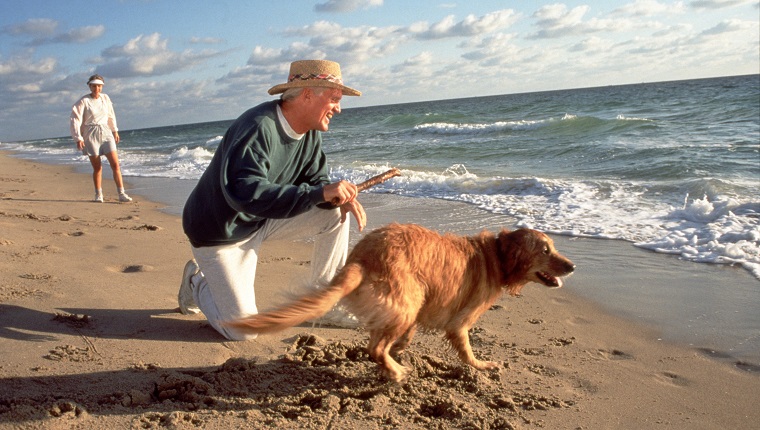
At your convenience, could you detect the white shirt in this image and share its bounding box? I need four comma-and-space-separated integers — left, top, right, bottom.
276, 104, 304, 140
70, 93, 118, 142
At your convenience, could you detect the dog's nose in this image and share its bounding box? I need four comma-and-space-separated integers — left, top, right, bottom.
565, 262, 576, 273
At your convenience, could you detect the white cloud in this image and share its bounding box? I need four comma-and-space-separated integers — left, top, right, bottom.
96, 33, 224, 78
690, 0, 757, 9
534, 4, 636, 38
409, 9, 519, 39
50, 25, 105, 44
314, 0, 383, 13
0, 55, 57, 76
529, 3, 666, 39
248, 46, 285, 65
3, 18, 58, 36
530, 4, 595, 38
699, 18, 753, 35
460, 33, 520, 62
391, 51, 433, 72
4, 19, 105, 46
259, 9, 521, 75
569, 36, 616, 52
612, 0, 687, 16
276, 21, 401, 63
652, 23, 694, 37
189, 37, 226, 45
0, 54, 63, 123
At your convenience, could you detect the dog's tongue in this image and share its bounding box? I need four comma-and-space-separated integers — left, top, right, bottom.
537, 271, 563, 288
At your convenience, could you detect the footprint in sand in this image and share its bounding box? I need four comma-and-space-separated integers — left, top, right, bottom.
107, 264, 155, 273
655, 371, 690, 387
595, 349, 634, 361
550, 297, 572, 305
33, 244, 62, 254
566, 316, 591, 326
19, 273, 54, 280
122, 265, 154, 273
132, 224, 161, 231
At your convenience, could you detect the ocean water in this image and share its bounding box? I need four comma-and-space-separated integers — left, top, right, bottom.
4, 74, 759, 280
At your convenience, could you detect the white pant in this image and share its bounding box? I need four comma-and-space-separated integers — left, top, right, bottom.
190, 207, 349, 340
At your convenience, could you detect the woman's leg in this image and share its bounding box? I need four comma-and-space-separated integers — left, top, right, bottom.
103, 151, 124, 190
88, 155, 102, 191
104, 150, 132, 201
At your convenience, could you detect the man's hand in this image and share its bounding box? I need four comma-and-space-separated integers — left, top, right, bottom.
340, 199, 366, 232
323, 180, 366, 231
323, 180, 358, 206
76, 140, 84, 151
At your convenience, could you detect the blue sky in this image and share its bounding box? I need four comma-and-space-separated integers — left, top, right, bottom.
1, 0, 758, 142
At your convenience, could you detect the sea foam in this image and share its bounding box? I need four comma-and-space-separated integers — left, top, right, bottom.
333, 164, 760, 281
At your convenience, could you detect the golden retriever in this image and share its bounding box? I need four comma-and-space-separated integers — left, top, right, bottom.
227, 223, 575, 382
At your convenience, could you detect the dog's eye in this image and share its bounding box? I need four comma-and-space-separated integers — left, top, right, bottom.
542, 246, 550, 255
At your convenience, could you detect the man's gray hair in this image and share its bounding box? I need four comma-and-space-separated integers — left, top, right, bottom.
281, 87, 328, 101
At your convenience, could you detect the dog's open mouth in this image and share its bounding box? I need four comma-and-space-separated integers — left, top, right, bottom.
536, 271, 564, 288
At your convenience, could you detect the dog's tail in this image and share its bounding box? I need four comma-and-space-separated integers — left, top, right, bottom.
224, 263, 364, 335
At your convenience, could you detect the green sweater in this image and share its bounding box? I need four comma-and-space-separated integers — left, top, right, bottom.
183, 101, 331, 247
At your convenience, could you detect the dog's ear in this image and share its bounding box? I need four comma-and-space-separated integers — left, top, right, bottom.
498, 229, 527, 277
498, 229, 532, 293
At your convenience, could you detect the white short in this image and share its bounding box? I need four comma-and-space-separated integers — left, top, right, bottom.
82, 124, 116, 157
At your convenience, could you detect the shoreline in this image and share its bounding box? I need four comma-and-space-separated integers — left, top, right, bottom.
1, 151, 758, 429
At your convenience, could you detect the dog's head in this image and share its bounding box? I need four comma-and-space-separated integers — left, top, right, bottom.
497, 228, 575, 295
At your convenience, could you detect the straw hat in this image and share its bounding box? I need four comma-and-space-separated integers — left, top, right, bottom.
268, 60, 361, 96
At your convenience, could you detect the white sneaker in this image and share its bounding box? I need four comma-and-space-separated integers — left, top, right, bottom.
178, 260, 200, 314
313, 306, 360, 329
94, 193, 104, 203
118, 192, 133, 203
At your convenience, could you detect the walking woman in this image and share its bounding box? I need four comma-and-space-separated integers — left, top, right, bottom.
70, 74, 132, 203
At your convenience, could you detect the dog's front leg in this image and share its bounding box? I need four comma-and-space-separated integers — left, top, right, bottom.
445, 328, 499, 371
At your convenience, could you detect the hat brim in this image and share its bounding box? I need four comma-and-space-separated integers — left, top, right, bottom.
268, 80, 361, 97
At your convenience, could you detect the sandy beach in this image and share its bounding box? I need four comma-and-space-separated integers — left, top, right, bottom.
1, 150, 758, 429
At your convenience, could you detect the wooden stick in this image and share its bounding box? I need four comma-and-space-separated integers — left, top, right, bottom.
356, 168, 402, 192
332, 168, 401, 205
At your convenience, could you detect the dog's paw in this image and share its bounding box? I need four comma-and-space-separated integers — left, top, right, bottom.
472, 359, 500, 371
384, 364, 410, 383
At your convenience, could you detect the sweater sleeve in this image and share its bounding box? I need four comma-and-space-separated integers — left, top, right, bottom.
70, 98, 85, 142
104, 94, 118, 133
219, 127, 328, 220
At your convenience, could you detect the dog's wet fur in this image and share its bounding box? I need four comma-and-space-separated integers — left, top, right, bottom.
227, 223, 575, 382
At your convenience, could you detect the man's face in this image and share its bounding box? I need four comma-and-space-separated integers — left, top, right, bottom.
308, 88, 343, 132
